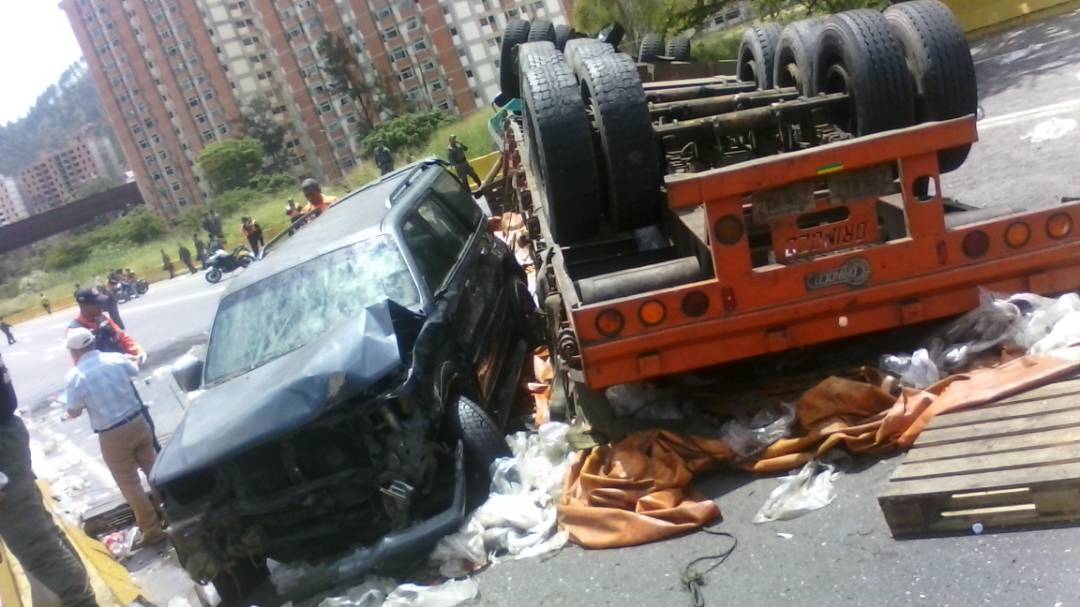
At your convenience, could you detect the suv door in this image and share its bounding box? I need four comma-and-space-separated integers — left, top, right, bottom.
399, 174, 514, 401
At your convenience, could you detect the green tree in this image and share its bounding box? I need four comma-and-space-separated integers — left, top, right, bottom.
316, 33, 380, 134
241, 96, 289, 173
575, 0, 740, 40
360, 111, 452, 158
197, 139, 265, 193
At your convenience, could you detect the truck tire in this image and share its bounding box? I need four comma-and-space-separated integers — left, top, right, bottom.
554, 24, 573, 51
884, 0, 977, 173
521, 60, 604, 244
578, 53, 663, 231
638, 33, 664, 63
666, 37, 692, 61
774, 19, 824, 96
517, 41, 562, 78
499, 18, 531, 97
814, 9, 915, 136
449, 396, 510, 470
737, 23, 782, 89
565, 38, 614, 77
527, 18, 556, 43
598, 22, 626, 48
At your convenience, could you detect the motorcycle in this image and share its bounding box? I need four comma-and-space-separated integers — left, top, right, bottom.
205, 246, 253, 284
113, 279, 150, 303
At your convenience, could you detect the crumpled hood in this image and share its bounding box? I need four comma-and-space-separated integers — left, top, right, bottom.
151, 301, 403, 486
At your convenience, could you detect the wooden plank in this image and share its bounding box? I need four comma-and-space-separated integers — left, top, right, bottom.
891, 441, 1080, 481
879, 459, 1080, 498
880, 485, 1080, 537
916, 406, 1080, 446
928, 381, 1080, 427
903, 426, 1080, 463
927, 393, 1080, 430
944, 488, 1032, 510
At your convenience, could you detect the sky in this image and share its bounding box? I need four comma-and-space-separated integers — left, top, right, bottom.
0, 1, 84, 125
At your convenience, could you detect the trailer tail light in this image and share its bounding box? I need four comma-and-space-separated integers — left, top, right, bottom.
681, 291, 710, 317
639, 301, 666, 326
1047, 213, 1073, 239
596, 309, 625, 337
1005, 222, 1031, 248
962, 230, 990, 258
713, 215, 745, 245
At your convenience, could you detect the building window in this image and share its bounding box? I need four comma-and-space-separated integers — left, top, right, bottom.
382, 26, 399, 39
390, 47, 407, 61
465, 69, 474, 78
158, 150, 168, 159
397, 67, 415, 81
165, 166, 175, 175
405, 17, 420, 30
189, 97, 200, 107
375, 6, 392, 19
218, 124, 228, 134
421, 60, 436, 72
138, 140, 149, 149
430, 80, 444, 92
412, 40, 427, 52
437, 99, 451, 111
171, 182, 182, 192
202, 129, 214, 141
196, 113, 207, 123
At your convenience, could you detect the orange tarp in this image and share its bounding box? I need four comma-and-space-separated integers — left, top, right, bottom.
558, 349, 1080, 548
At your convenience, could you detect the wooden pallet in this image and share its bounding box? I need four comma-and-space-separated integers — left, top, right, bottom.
879, 376, 1080, 538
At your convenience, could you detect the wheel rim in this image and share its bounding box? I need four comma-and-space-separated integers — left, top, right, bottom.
823, 61, 856, 134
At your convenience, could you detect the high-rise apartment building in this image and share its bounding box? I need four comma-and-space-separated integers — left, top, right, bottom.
0, 176, 28, 226
15, 135, 121, 215
62, 0, 572, 216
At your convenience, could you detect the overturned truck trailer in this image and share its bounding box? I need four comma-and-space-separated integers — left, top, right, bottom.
487, 3, 1080, 424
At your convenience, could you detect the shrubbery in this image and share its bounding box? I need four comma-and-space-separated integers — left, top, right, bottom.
249, 173, 294, 193
361, 111, 453, 158
45, 209, 166, 270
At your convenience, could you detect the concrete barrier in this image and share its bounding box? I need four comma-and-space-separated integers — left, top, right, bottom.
944, 0, 1080, 35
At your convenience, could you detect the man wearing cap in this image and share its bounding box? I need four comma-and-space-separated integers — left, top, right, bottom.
300, 178, 338, 221
64, 328, 165, 549
1, 352, 100, 606
70, 288, 145, 362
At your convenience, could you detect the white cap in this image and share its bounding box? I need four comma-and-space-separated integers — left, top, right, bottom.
66, 327, 95, 350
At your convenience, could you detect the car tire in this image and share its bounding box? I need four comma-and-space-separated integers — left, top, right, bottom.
449, 395, 510, 470
598, 22, 626, 48
737, 23, 783, 89
564, 38, 614, 78
774, 19, 824, 96
213, 559, 268, 607
577, 53, 663, 232
205, 268, 222, 283
638, 33, 664, 63
666, 37, 692, 61
527, 18, 556, 43
884, 0, 977, 173
499, 18, 531, 97
554, 24, 573, 51
814, 9, 915, 136
521, 60, 604, 244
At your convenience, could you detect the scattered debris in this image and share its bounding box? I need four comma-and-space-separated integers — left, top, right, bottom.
720, 402, 795, 460
775, 532, 794, 540
753, 461, 839, 523
1021, 117, 1077, 143
384, 579, 480, 607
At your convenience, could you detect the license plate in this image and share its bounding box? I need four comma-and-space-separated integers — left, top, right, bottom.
784, 220, 869, 258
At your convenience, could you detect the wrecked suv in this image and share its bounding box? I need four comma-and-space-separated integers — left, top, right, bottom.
151, 162, 536, 602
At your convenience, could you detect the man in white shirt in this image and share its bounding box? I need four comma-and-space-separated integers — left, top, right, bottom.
65, 328, 165, 547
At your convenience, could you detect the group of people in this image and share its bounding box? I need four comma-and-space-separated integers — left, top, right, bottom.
370, 136, 482, 188
1, 286, 160, 606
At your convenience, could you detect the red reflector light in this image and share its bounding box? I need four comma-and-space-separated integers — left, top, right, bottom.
962, 231, 990, 258
638, 301, 666, 326
1004, 222, 1030, 248
681, 291, 710, 317
713, 215, 745, 245
596, 309, 625, 337
1047, 213, 1073, 239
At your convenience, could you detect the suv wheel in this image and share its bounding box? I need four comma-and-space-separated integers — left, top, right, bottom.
448, 395, 510, 472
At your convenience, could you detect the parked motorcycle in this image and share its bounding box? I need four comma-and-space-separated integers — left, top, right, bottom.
113, 279, 150, 303
205, 246, 253, 284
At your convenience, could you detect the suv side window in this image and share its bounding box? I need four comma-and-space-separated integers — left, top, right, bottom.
433, 170, 483, 228
401, 196, 470, 290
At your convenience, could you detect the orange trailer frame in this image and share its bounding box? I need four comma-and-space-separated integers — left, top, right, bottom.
534, 116, 1080, 389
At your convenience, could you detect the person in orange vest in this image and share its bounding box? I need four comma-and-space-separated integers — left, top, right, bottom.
241, 216, 265, 257
300, 178, 338, 222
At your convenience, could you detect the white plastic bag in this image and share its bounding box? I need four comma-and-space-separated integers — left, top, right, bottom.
720, 402, 795, 459
880, 348, 941, 389
316, 576, 397, 607
753, 460, 838, 523
384, 579, 479, 607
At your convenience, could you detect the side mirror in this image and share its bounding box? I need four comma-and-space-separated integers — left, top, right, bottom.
171, 354, 204, 392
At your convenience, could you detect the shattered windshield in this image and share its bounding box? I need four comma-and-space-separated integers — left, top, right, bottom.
204, 235, 420, 383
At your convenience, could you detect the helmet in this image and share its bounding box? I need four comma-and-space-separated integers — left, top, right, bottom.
301, 178, 320, 193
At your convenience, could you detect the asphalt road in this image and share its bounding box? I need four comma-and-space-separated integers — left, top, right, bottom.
8, 8, 1080, 606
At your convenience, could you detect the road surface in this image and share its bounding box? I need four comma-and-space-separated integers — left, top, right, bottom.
7, 8, 1080, 605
